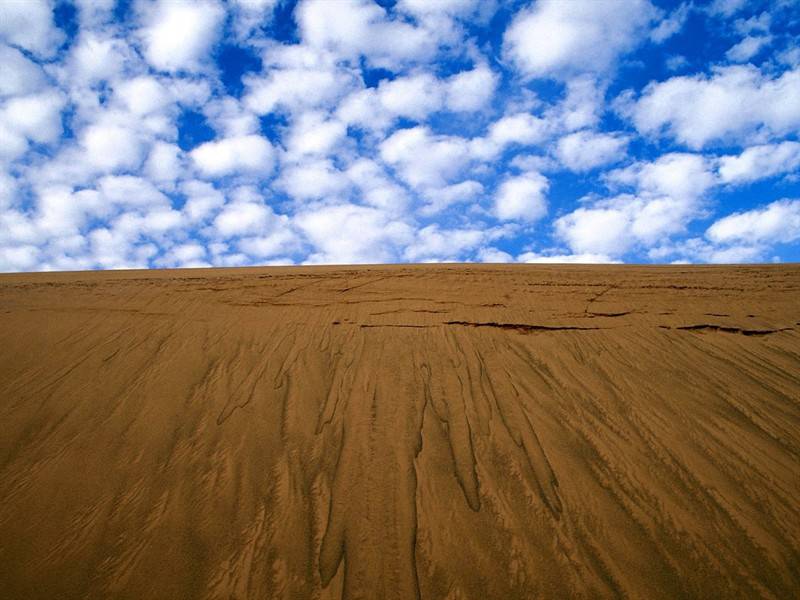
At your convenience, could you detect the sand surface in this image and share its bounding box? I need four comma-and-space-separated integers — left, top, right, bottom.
1, 264, 799, 599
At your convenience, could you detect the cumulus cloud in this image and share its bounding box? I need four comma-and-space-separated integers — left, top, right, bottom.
380, 126, 471, 190
707, 0, 747, 17
296, 203, 413, 264
1, 0, 799, 272
213, 197, 276, 238
556, 130, 629, 172
346, 159, 410, 214
609, 153, 715, 202
144, 142, 184, 184
470, 113, 550, 160
503, 0, 657, 78
0, 0, 64, 58
404, 225, 487, 262
718, 141, 800, 184
285, 112, 347, 158
79, 122, 145, 173
297, 0, 435, 69
1, 91, 65, 161
555, 205, 633, 256
244, 45, 356, 114
229, 0, 278, 40
191, 135, 274, 177
518, 251, 617, 264
726, 35, 772, 62
650, 3, 690, 43
139, 0, 224, 73
624, 65, 800, 148
494, 173, 549, 222
115, 76, 171, 116
65, 32, 133, 84
279, 159, 349, 202
706, 199, 800, 245
0, 45, 47, 98
557, 153, 716, 258
338, 66, 496, 132
445, 64, 498, 112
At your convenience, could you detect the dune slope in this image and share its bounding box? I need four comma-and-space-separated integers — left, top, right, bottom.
1, 264, 799, 599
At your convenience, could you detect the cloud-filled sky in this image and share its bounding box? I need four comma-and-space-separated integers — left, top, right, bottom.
1, 0, 799, 271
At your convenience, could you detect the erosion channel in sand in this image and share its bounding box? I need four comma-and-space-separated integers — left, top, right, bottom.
1, 264, 799, 599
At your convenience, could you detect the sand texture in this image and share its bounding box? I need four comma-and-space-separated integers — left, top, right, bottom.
1, 264, 799, 599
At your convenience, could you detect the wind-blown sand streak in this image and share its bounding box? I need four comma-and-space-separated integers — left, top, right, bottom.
0, 264, 798, 599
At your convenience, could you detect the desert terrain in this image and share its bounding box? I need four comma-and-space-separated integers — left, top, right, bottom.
0, 264, 799, 599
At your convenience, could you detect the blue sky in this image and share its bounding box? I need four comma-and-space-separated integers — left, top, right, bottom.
1, 0, 799, 271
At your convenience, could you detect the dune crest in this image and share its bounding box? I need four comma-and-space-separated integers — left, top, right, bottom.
1, 264, 799, 599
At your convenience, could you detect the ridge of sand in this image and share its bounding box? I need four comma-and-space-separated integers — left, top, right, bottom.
1, 264, 799, 599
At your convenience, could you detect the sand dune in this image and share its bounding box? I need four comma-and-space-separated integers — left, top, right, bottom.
1, 264, 799, 599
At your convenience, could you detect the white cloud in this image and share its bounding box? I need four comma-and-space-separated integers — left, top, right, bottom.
297, 0, 435, 69
420, 180, 483, 215
494, 172, 548, 222
336, 88, 393, 132
285, 111, 347, 158
181, 180, 225, 222
478, 247, 513, 263
96, 175, 170, 209
238, 225, 297, 259
377, 73, 444, 121
0, 45, 47, 97
381, 126, 471, 189
665, 55, 689, 71
609, 153, 715, 201
279, 159, 349, 201
155, 242, 209, 268
295, 203, 413, 263
139, 0, 224, 72
445, 64, 497, 112
726, 35, 772, 63
0, 245, 40, 272
34, 186, 106, 237
115, 76, 170, 116
80, 123, 144, 173
398, 0, 482, 19
403, 225, 486, 261
650, 3, 690, 43
65, 33, 132, 84
203, 97, 260, 138
550, 76, 605, 132
244, 45, 355, 114
339, 67, 496, 131
555, 206, 632, 256
734, 12, 770, 35
518, 251, 617, 264
471, 113, 549, 160
0, 0, 64, 58
558, 153, 716, 257
718, 141, 800, 185
191, 135, 274, 177
73, 0, 116, 28
144, 142, 184, 184
0, 171, 17, 210
556, 130, 628, 172
503, 0, 657, 78
706, 199, 800, 245
626, 65, 800, 149
0, 90, 65, 160
707, 0, 747, 17
229, 0, 278, 40
346, 159, 409, 213
213, 198, 275, 238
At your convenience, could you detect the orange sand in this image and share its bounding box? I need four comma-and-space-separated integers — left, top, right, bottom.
1, 264, 799, 598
